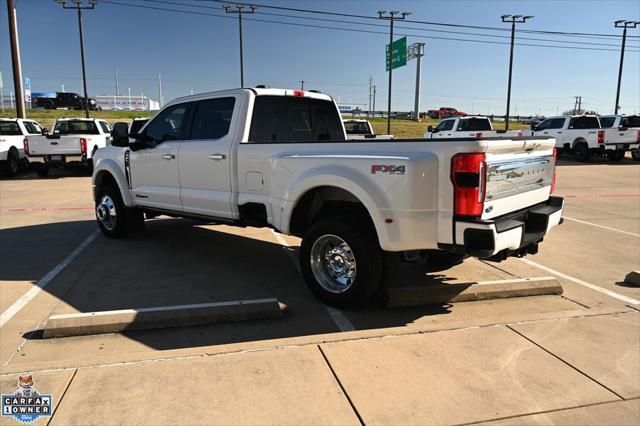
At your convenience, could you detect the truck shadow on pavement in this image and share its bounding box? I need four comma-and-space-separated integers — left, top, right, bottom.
557, 155, 638, 166
0, 218, 474, 352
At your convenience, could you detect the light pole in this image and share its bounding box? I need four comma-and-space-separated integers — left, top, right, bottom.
408, 43, 426, 121
56, 0, 96, 119
501, 14, 533, 131
614, 20, 639, 114
7, 0, 25, 118
223, 3, 257, 88
128, 87, 131, 110
378, 10, 411, 135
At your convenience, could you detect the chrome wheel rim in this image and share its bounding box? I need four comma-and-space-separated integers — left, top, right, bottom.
96, 195, 117, 231
310, 234, 357, 294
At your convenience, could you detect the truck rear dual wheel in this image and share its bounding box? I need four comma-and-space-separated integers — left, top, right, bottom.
35, 163, 49, 177
573, 142, 590, 162
95, 185, 144, 238
3, 149, 19, 177
300, 218, 384, 308
607, 150, 625, 162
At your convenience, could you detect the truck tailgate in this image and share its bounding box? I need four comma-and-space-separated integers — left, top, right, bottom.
27, 135, 82, 156
481, 137, 556, 220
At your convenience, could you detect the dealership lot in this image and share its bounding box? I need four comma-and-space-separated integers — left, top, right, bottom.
0, 156, 638, 425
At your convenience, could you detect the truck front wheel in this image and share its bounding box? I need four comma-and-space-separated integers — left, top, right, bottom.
300, 218, 383, 308
95, 185, 144, 238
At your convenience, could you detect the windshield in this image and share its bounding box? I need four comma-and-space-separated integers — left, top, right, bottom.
457, 118, 491, 131
0, 122, 22, 136
130, 119, 148, 134
599, 117, 615, 128
54, 120, 99, 135
344, 121, 371, 135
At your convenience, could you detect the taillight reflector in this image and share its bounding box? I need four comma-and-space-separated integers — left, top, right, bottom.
80, 138, 87, 153
551, 147, 557, 194
451, 153, 486, 217
597, 130, 605, 144
23, 138, 29, 155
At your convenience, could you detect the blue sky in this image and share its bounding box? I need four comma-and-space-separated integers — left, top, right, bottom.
1, 0, 639, 115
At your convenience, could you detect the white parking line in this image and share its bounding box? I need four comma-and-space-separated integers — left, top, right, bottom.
518, 258, 640, 305
0, 229, 100, 328
563, 216, 639, 238
270, 230, 357, 332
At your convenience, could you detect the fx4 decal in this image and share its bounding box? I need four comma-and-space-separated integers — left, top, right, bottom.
371, 165, 406, 175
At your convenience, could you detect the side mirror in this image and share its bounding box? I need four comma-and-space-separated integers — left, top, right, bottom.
42, 128, 49, 135
111, 122, 130, 147
530, 123, 536, 130
427, 125, 433, 132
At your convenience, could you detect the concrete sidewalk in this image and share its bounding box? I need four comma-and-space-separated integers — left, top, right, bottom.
2, 311, 637, 426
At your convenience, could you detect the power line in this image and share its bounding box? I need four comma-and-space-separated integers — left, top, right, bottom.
147, 0, 639, 48
100, 1, 640, 53
203, 0, 640, 39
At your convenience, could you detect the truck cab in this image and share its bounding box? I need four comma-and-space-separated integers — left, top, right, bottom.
425, 116, 522, 139
0, 118, 43, 176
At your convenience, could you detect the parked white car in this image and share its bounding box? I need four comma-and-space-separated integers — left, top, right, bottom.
0, 118, 43, 176
529, 115, 637, 162
343, 119, 392, 140
425, 116, 523, 139
25, 118, 112, 176
92, 88, 563, 307
599, 114, 640, 161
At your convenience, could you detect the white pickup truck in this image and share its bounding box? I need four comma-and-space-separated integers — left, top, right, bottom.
425, 116, 523, 139
598, 114, 640, 161
92, 88, 563, 307
343, 119, 393, 140
0, 118, 43, 176
529, 115, 638, 162
25, 118, 112, 176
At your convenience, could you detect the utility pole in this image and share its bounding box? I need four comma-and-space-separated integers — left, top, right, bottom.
614, 20, 639, 114
158, 74, 163, 108
115, 67, 119, 96
409, 42, 425, 121
573, 96, 582, 114
501, 14, 533, 130
368, 75, 373, 118
7, 0, 25, 118
0, 71, 4, 113
57, 0, 96, 119
378, 10, 411, 134
300, 80, 305, 90
372, 85, 376, 117
128, 87, 131, 110
223, 3, 257, 88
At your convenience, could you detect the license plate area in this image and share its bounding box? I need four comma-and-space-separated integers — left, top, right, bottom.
50, 155, 62, 161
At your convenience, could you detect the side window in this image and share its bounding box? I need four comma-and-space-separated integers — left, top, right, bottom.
144, 103, 191, 143
23, 121, 42, 134
99, 121, 111, 134
189, 97, 236, 140
569, 116, 599, 129
549, 118, 566, 129
434, 119, 453, 132
442, 120, 455, 131
535, 119, 552, 131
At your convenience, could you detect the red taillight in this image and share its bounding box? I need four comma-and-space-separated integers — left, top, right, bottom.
293, 90, 305, 97
80, 138, 87, 153
636, 130, 640, 143
23, 138, 29, 155
597, 130, 605, 144
475, 132, 482, 139
517, 130, 523, 138
451, 153, 486, 217
551, 147, 557, 194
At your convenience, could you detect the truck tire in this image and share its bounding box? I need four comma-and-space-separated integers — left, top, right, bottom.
43, 101, 55, 110
35, 163, 49, 177
4, 148, 19, 177
300, 217, 383, 308
607, 150, 625, 162
632, 150, 640, 161
573, 142, 590, 162
95, 185, 144, 238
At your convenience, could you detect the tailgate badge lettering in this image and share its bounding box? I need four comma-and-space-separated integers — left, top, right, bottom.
371, 165, 405, 175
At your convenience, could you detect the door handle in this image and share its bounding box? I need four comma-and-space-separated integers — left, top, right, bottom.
209, 153, 226, 160
161, 153, 175, 160
557, 131, 562, 134
543, 132, 548, 134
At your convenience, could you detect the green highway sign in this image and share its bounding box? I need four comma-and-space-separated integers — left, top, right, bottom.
385, 37, 407, 71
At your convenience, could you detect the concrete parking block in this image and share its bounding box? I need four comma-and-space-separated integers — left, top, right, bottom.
320, 325, 619, 425
481, 399, 640, 426
42, 298, 286, 338
511, 312, 640, 399
0, 370, 75, 426
49, 346, 359, 426
387, 277, 562, 307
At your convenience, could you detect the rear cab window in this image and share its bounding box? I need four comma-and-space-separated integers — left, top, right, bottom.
54, 120, 100, 135
0, 122, 23, 136
599, 117, 615, 128
457, 118, 491, 132
249, 96, 345, 143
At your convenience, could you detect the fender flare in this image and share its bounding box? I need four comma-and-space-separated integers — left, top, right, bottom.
93, 158, 134, 207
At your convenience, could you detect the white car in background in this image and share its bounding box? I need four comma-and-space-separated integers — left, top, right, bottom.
343, 119, 392, 140
599, 114, 640, 161
425, 116, 523, 139
0, 118, 44, 176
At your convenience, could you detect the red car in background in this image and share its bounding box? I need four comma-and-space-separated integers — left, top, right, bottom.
426, 107, 468, 119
